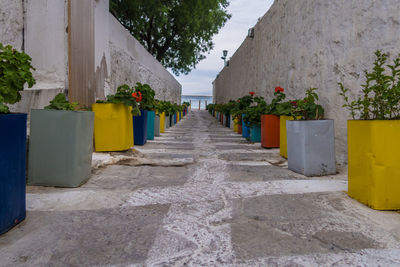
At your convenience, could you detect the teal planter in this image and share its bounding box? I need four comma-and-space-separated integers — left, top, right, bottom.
250, 126, 261, 142
242, 114, 250, 138
147, 111, 155, 140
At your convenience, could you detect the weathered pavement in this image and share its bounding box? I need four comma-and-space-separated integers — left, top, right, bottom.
2, 110, 400, 266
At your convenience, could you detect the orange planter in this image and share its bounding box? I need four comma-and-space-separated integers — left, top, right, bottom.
261, 114, 280, 148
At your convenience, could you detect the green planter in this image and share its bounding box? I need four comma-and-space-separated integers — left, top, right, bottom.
28, 109, 94, 187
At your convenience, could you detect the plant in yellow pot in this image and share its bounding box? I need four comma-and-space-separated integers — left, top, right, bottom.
92, 85, 140, 152
339, 50, 400, 210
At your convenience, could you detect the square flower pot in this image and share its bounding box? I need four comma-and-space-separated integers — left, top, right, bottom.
242, 114, 250, 139
348, 120, 400, 210
261, 114, 280, 148
154, 114, 160, 137
166, 115, 170, 129
225, 113, 230, 128
230, 115, 234, 129
234, 117, 239, 132
280, 116, 300, 158
28, 109, 94, 187
160, 112, 166, 133
92, 103, 133, 152
170, 115, 174, 126
147, 111, 155, 140
250, 126, 261, 142
133, 110, 148, 146
173, 113, 177, 124
287, 120, 336, 176
0, 113, 27, 235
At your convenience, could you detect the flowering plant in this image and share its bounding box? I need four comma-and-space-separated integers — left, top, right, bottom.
249, 91, 255, 96
134, 82, 155, 111
339, 50, 400, 120
291, 87, 324, 120
264, 87, 286, 115
231, 94, 254, 118
102, 84, 140, 115
243, 96, 267, 127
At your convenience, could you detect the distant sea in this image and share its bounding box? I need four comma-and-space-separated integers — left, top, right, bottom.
181, 95, 213, 110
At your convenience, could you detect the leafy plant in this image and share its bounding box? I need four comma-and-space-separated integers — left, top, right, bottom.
231, 94, 254, 118
0, 43, 36, 114
134, 82, 156, 111
291, 88, 324, 120
339, 50, 400, 120
44, 93, 78, 111
264, 87, 286, 115
104, 84, 140, 115
243, 96, 267, 127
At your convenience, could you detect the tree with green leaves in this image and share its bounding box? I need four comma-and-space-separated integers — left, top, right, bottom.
110, 0, 231, 75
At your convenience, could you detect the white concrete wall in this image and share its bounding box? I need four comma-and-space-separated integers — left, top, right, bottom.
213, 0, 400, 164
24, 0, 68, 92
0, 0, 23, 49
109, 16, 182, 103
2, 0, 181, 112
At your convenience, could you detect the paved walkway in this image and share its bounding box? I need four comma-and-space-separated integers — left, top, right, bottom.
2, 110, 400, 266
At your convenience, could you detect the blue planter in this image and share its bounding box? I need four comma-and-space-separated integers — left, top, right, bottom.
133, 110, 148, 146
147, 111, 155, 140
250, 126, 261, 142
242, 114, 250, 138
226, 113, 230, 128
174, 113, 177, 124
0, 113, 27, 235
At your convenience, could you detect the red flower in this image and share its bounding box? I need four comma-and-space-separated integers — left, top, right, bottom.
132, 91, 143, 102
275, 86, 284, 93
249, 91, 255, 96
291, 101, 297, 105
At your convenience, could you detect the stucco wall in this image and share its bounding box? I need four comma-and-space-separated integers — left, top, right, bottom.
213, 0, 400, 164
0, 0, 23, 49
108, 16, 182, 103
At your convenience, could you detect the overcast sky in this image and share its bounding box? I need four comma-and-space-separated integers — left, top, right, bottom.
174, 0, 274, 96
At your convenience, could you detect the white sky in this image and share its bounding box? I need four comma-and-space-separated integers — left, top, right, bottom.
174, 0, 274, 96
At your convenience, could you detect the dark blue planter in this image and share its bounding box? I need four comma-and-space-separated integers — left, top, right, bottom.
250, 126, 261, 142
133, 110, 148, 146
174, 113, 177, 124
0, 113, 27, 235
242, 114, 250, 139
147, 111, 155, 140
226, 113, 230, 128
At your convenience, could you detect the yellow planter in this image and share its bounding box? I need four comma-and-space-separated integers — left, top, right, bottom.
279, 116, 300, 158
348, 120, 400, 210
160, 112, 166, 133
177, 112, 180, 122
92, 103, 133, 152
233, 117, 239, 132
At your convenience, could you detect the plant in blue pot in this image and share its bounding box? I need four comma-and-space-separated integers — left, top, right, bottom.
0, 43, 35, 235
236, 93, 254, 138
243, 95, 266, 143
133, 82, 155, 145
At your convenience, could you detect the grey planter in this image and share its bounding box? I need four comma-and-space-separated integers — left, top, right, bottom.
28, 109, 94, 187
230, 115, 234, 129
165, 115, 170, 129
287, 120, 336, 176
154, 115, 160, 137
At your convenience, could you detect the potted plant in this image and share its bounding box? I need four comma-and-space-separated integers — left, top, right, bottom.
0, 43, 35, 234
243, 96, 266, 142
234, 93, 254, 138
28, 94, 94, 187
154, 100, 161, 137
286, 88, 334, 176
92, 84, 139, 152
133, 82, 155, 145
278, 100, 301, 158
260, 87, 285, 148
339, 50, 400, 210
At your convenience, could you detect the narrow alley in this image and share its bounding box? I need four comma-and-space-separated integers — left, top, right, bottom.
1, 111, 400, 266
